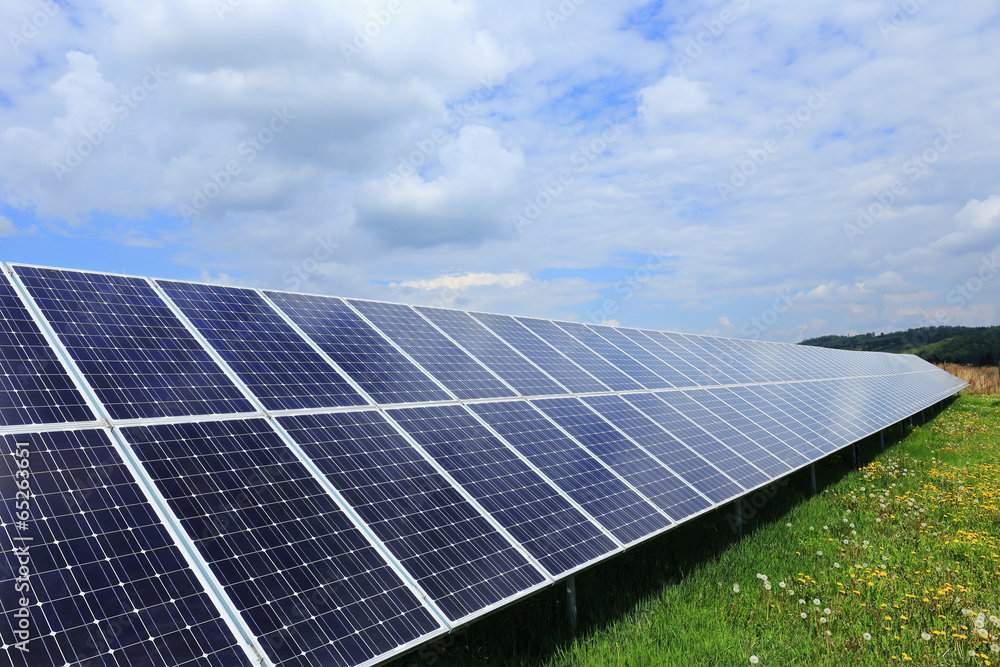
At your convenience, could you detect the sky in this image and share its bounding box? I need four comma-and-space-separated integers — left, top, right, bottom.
1, 0, 999, 342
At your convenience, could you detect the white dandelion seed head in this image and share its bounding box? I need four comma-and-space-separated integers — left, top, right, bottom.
824, 630, 831, 636
824, 608, 831, 615
921, 632, 931, 641
813, 599, 820, 606
990, 643, 999, 653
779, 581, 786, 588
819, 617, 827, 624
799, 599, 806, 605
733, 584, 740, 593
750, 657, 759, 665
800, 612, 807, 619
817, 550, 823, 556
764, 583, 771, 590
863, 632, 871, 641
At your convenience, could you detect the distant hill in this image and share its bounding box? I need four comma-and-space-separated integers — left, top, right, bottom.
799, 325, 1000, 365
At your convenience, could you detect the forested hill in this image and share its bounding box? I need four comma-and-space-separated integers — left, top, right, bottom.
799, 326, 1000, 365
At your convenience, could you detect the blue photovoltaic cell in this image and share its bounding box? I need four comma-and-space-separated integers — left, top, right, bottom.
583, 325, 695, 388
0, 430, 251, 667
683, 389, 809, 470
388, 404, 617, 576
264, 291, 451, 405
468, 400, 671, 545
158, 281, 366, 411
656, 392, 785, 484
516, 317, 642, 391
532, 397, 709, 521
615, 328, 705, 387
725, 385, 831, 457
416, 307, 566, 397
642, 331, 737, 386
741, 384, 846, 452
553, 322, 670, 389
349, 300, 514, 400
120, 419, 442, 667
13, 266, 254, 420
590, 393, 743, 504
683, 335, 761, 384
774, 383, 859, 444
0, 279, 95, 426
470, 312, 609, 393
275, 410, 546, 622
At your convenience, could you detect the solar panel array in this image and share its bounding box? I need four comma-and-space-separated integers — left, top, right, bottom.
0, 262, 967, 667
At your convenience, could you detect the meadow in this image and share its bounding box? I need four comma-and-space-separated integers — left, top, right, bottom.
391, 394, 1000, 667
938, 364, 1000, 396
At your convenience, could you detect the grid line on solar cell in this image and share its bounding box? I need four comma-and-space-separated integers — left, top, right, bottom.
349, 301, 515, 400
13, 266, 255, 420
643, 331, 737, 386
416, 307, 567, 397
681, 335, 759, 384
515, 317, 643, 391
275, 410, 547, 623
661, 390, 791, 481
157, 281, 367, 412
553, 322, 670, 389
742, 384, 846, 452
531, 397, 711, 522
386, 404, 617, 577
120, 418, 443, 667
614, 328, 705, 387
467, 400, 672, 545
681, 388, 809, 470
726, 385, 834, 456
0, 429, 252, 667
470, 312, 610, 393
263, 291, 452, 405
583, 325, 695, 388
0, 277, 96, 426
585, 393, 744, 504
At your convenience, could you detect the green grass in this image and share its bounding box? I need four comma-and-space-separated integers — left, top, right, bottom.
389, 395, 1000, 667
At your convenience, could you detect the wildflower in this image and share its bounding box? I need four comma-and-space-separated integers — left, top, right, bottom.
750, 657, 759, 665
820, 617, 827, 624
756, 573, 767, 581
834, 563, 840, 569
764, 583, 771, 590
991, 644, 999, 653
779, 581, 786, 589
813, 599, 821, 606
979, 628, 990, 638
733, 584, 740, 593
799, 599, 805, 605
817, 550, 823, 556
786, 522, 792, 527
863, 632, 872, 640
824, 608, 831, 615
800, 612, 807, 619
921, 632, 931, 641
824, 630, 831, 636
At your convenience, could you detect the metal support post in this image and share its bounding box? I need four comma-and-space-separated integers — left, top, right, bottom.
810, 464, 817, 494
566, 576, 577, 633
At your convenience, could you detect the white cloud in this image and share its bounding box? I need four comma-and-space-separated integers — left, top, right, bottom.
392, 271, 530, 291
637, 75, 711, 122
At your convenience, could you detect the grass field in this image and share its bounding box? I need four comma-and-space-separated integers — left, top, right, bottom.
391, 395, 1000, 667
937, 364, 1000, 396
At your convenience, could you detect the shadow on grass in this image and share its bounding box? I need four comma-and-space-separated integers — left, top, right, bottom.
387, 397, 956, 667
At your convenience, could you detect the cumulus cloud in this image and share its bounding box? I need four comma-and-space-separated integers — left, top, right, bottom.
637, 75, 711, 122
354, 125, 524, 247
392, 271, 530, 290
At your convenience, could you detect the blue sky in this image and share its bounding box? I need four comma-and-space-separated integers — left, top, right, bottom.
1, 0, 999, 340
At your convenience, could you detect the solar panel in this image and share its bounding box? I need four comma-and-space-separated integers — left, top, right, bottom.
0, 277, 96, 426
551, 322, 670, 389
532, 397, 711, 521
275, 410, 547, 623
467, 400, 672, 545
349, 301, 515, 400
12, 266, 255, 421
264, 291, 451, 405
157, 281, 367, 412
386, 404, 618, 576
590, 393, 744, 503
416, 307, 566, 396
0, 263, 968, 667
469, 312, 609, 393
0, 429, 252, 667
119, 419, 444, 667
515, 317, 642, 391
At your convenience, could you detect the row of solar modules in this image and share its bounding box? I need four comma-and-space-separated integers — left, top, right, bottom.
0, 263, 967, 667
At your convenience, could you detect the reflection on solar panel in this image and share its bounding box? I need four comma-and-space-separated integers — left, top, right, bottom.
471, 312, 609, 393
416, 306, 566, 397
387, 404, 618, 575
0, 281, 95, 426
13, 266, 254, 420
120, 418, 443, 667
468, 400, 671, 545
350, 300, 515, 400
533, 397, 710, 521
158, 281, 367, 411
275, 410, 547, 622
0, 262, 968, 667
0, 430, 252, 667
264, 291, 451, 405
